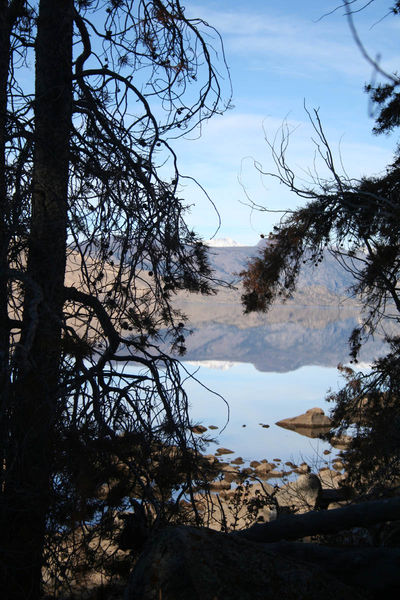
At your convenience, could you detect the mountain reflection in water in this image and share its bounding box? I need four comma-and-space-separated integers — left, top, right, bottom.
178, 306, 396, 465
181, 306, 393, 372
169, 246, 399, 464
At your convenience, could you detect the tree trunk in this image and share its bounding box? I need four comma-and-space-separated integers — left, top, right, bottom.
0, 0, 12, 487
0, 2, 73, 598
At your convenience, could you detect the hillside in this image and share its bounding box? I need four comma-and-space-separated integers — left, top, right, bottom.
205, 242, 357, 296
171, 243, 394, 371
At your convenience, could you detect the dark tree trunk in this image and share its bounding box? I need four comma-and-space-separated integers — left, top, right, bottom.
0, 1, 12, 478
0, 0, 26, 491
0, 2, 73, 598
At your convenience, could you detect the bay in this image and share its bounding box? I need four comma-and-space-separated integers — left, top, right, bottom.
177, 303, 393, 469
167, 244, 399, 470
184, 361, 345, 468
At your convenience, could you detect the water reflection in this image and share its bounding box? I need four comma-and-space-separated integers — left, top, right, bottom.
180, 307, 393, 466
183, 362, 345, 467
181, 306, 392, 372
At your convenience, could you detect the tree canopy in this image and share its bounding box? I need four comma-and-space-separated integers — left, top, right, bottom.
241, 103, 400, 359
0, 2, 230, 598
241, 1, 400, 498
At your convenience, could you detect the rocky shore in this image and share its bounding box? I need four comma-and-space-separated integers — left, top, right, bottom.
48, 407, 400, 599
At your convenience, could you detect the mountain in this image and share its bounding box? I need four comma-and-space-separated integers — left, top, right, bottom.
171, 244, 396, 372
205, 243, 356, 296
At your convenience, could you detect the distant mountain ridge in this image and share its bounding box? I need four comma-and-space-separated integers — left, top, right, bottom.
204, 243, 357, 297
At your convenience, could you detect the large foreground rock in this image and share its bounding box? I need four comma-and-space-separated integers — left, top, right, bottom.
124, 525, 366, 600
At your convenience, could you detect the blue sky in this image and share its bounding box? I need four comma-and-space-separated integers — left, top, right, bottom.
172, 0, 399, 245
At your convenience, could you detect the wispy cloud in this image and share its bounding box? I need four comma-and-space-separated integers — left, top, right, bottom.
188, 3, 398, 80
177, 2, 397, 243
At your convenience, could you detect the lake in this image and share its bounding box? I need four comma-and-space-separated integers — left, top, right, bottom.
183, 361, 346, 467
178, 306, 392, 470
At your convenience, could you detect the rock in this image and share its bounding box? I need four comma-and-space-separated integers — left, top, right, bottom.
124, 525, 366, 599
276, 407, 331, 431
276, 473, 322, 511
215, 447, 234, 455
266, 470, 284, 479
254, 462, 274, 477
222, 469, 240, 484
318, 468, 344, 488
203, 453, 218, 464
253, 467, 271, 480
193, 482, 276, 532
240, 467, 253, 477
230, 456, 244, 465
330, 435, 352, 450
190, 425, 207, 434
332, 460, 345, 471
209, 479, 231, 492
219, 463, 240, 483
295, 462, 310, 474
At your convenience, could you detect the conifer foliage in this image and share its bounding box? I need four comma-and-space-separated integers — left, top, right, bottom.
0, 1, 229, 597
241, 1, 400, 500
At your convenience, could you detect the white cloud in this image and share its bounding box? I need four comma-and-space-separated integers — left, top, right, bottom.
188, 3, 397, 80
175, 108, 393, 244
171, 1, 398, 244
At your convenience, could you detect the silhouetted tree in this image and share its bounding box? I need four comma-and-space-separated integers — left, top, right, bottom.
241, 1, 400, 501
0, 1, 230, 598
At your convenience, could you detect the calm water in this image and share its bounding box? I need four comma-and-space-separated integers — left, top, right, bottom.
176, 304, 394, 467
183, 361, 347, 467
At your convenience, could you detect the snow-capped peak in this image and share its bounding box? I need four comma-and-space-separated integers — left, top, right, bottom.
205, 237, 241, 247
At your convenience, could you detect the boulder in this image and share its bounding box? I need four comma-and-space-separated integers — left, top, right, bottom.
276, 407, 331, 430
318, 467, 343, 488
295, 462, 310, 474
276, 473, 322, 511
209, 479, 231, 492
230, 456, 244, 465
220, 466, 240, 484
254, 462, 274, 478
124, 525, 366, 600
189, 482, 275, 533
330, 434, 352, 450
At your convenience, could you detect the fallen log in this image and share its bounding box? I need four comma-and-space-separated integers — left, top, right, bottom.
124, 497, 400, 599
233, 496, 400, 543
